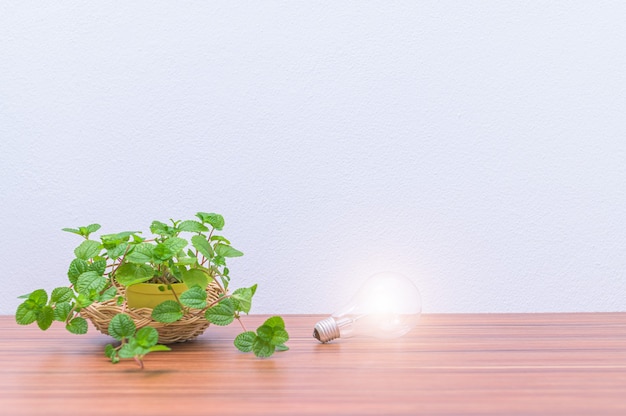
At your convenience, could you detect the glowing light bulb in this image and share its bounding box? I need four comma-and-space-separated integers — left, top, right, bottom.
313, 272, 422, 343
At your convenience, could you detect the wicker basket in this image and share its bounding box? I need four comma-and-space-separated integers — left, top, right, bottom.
80, 281, 222, 344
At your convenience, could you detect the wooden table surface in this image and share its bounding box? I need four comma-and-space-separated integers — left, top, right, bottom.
1, 313, 625, 415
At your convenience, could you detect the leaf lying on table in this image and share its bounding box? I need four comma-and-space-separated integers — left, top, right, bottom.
234, 316, 289, 358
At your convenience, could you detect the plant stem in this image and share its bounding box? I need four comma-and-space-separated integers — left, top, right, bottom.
236, 317, 247, 332
159, 275, 182, 305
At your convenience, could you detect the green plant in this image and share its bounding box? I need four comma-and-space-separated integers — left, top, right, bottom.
15, 212, 289, 368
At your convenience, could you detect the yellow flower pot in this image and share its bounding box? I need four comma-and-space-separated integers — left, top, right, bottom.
125, 282, 189, 309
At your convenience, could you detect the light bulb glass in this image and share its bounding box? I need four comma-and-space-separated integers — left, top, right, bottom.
313, 272, 422, 343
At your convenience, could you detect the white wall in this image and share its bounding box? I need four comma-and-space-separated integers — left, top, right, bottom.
1, 1, 625, 315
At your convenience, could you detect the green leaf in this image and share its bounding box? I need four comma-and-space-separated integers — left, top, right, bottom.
263, 315, 285, 329
119, 338, 149, 359
85, 224, 101, 234
89, 259, 107, 276
53, 302, 72, 322
28, 289, 48, 307
234, 331, 256, 352
135, 326, 159, 348
126, 243, 155, 264
191, 235, 214, 259
51, 287, 73, 304
99, 286, 118, 302
275, 344, 289, 352
149, 345, 171, 352
195, 212, 225, 230
152, 243, 175, 262
74, 240, 102, 260
104, 344, 120, 364
151, 301, 184, 323
114, 263, 154, 286
75, 293, 93, 308
76, 271, 107, 295
214, 244, 243, 258
175, 256, 197, 266
101, 231, 139, 243
62, 227, 81, 236
36, 306, 54, 330
106, 242, 129, 259
256, 324, 273, 342
68, 258, 89, 285
15, 303, 38, 325
209, 235, 231, 244
181, 268, 211, 289
177, 220, 209, 233
204, 298, 234, 326
252, 338, 275, 358
231, 285, 256, 314
66, 317, 88, 334
150, 221, 176, 237
108, 314, 136, 340
164, 237, 188, 254
179, 286, 207, 309
271, 328, 289, 346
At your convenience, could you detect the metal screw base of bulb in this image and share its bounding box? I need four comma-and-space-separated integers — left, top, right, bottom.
313, 317, 340, 343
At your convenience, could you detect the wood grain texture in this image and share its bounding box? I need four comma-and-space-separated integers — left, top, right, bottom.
1, 313, 625, 415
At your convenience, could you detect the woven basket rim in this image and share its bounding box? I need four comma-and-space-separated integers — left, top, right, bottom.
80, 280, 222, 343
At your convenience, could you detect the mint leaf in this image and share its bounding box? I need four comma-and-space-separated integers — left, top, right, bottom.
231, 285, 256, 314
191, 235, 214, 259
99, 286, 118, 302
119, 338, 149, 359
195, 212, 224, 230
181, 268, 211, 289
108, 314, 136, 340
53, 302, 72, 322
163, 237, 188, 254
252, 338, 275, 358
271, 328, 289, 346
149, 345, 171, 352
28, 289, 48, 308
106, 242, 129, 259
275, 344, 289, 352
89, 259, 107, 276
175, 255, 197, 266
234, 331, 256, 352
85, 224, 101, 234
75, 293, 93, 308
76, 271, 107, 295
62, 227, 81, 236
214, 244, 243, 258
152, 301, 183, 323
15, 303, 38, 325
36, 306, 54, 330
68, 258, 89, 285
205, 298, 234, 326
126, 243, 154, 264
104, 344, 120, 364
51, 287, 73, 303
74, 240, 101, 260
177, 220, 209, 233
66, 317, 88, 334
256, 324, 273, 342
135, 326, 159, 348
179, 286, 207, 309
150, 221, 176, 237
153, 243, 175, 262
263, 316, 285, 329
114, 263, 154, 286
209, 235, 231, 244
